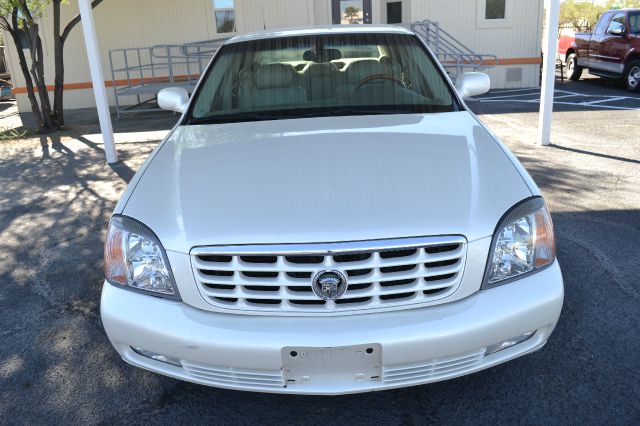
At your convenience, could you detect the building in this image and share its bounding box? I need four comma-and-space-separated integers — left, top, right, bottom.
3, 0, 544, 115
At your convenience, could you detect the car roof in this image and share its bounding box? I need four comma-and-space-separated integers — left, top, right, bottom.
225, 25, 415, 45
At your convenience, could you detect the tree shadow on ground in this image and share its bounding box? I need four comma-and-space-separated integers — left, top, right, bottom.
0, 101, 16, 114
0, 135, 162, 422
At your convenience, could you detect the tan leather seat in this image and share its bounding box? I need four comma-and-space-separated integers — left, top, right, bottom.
304, 62, 344, 101
245, 63, 307, 108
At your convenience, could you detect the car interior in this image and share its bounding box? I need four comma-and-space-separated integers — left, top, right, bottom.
235, 55, 406, 107
190, 34, 454, 120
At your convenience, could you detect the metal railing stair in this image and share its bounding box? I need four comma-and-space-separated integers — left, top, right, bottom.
411, 20, 497, 81
108, 20, 497, 118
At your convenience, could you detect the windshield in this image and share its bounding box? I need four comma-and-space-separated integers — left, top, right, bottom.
187, 33, 458, 124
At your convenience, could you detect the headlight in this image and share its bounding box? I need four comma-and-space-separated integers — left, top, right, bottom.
482, 197, 556, 288
104, 215, 180, 299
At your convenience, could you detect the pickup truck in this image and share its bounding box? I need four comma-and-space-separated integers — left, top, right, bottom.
559, 8, 640, 91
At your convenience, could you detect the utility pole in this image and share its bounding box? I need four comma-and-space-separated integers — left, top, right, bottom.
538, 0, 561, 146
78, 0, 117, 163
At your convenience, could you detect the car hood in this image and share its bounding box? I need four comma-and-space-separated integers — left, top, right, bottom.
122, 112, 532, 253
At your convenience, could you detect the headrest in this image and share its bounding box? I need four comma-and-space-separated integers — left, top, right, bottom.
239, 68, 253, 84
347, 59, 386, 83
305, 62, 339, 76
255, 64, 295, 89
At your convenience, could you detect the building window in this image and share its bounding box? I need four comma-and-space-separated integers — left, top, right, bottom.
332, 0, 372, 25
477, 0, 512, 29
386, 1, 402, 24
485, 0, 506, 20
214, 0, 236, 33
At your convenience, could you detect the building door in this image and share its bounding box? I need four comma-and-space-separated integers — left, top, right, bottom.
386, 1, 402, 24
332, 0, 372, 25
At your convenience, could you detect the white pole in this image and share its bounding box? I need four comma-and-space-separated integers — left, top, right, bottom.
78, 0, 117, 163
538, 0, 560, 146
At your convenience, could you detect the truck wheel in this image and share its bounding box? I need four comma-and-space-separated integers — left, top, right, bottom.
566, 54, 583, 81
624, 60, 640, 92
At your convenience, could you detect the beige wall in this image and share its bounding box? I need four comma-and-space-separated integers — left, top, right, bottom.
238, 0, 314, 31
410, 0, 543, 89
4, 0, 543, 113
410, 0, 543, 58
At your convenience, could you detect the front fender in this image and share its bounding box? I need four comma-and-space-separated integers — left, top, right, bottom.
622, 48, 640, 68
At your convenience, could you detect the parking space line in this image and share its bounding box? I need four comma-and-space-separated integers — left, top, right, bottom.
553, 101, 640, 110
476, 92, 539, 100
485, 88, 540, 94
554, 90, 590, 97
551, 94, 585, 100
473, 88, 640, 110
475, 97, 640, 110
581, 96, 632, 105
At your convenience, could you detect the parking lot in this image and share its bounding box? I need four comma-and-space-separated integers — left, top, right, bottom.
1, 78, 639, 424
471, 75, 640, 114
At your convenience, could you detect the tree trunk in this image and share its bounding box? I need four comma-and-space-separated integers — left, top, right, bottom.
26, 24, 54, 130
5, 25, 45, 132
52, 0, 65, 129
16, 0, 54, 132
4, 11, 46, 132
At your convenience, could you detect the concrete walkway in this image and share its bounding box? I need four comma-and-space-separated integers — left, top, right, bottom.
0, 101, 22, 131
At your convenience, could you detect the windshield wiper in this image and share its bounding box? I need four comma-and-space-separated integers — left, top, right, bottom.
188, 112, 280, 125
322, 108, 400, 116
187, 106, 446, 125
302, 107, 422, 117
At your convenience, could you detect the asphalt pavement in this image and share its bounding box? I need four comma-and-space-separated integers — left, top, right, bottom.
0, 78, 639, 425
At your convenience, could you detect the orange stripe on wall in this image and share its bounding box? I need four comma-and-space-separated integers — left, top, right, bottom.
442, 57, 542, 66
12, 75, 199, 94
12, 58, 543, 94
496, 57, 542, 65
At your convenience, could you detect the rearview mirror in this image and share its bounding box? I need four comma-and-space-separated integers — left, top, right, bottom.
303, 48, 342, 63
455, 72, 491, 99
158, 87, 189, 113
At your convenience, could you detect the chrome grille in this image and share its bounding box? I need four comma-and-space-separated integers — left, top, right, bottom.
191, 236, 467, 315
181, 362, 285, 389
382, 349, 485, 385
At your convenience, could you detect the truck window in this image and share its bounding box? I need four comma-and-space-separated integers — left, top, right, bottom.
594, 12, 612, 35
607, 13, 626, 35
629, 12, 640, 34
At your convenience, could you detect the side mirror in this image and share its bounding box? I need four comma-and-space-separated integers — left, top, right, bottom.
608, 26, 626, 36
158, 87, 189, 113
455, 72, 491, 99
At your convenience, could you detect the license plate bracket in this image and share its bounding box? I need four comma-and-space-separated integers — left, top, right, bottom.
282, 344, 382, 385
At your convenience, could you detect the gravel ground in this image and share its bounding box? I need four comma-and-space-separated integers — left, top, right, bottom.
0, 82, 639, 424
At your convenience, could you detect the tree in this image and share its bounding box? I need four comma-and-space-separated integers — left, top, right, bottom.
605, 0, 640, 9
0, 0, 104, 133
343, 6, 361, 24
560, 0, 640, 33
559, 0, 601, 32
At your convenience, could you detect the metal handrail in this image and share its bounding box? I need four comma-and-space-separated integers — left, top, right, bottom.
411, 20, 497, 80
108, 38, 228, 118
108, 23, 495, 118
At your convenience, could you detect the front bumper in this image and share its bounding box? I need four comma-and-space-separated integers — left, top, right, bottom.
100, 261, 564, 395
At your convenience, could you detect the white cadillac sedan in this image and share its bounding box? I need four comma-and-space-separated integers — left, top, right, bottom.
101, 26, 563, 394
